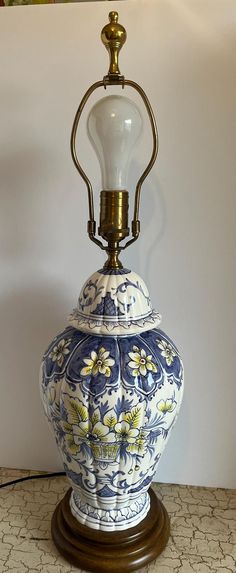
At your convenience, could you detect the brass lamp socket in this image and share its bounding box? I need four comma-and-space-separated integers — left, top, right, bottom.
98, 190, 129, 244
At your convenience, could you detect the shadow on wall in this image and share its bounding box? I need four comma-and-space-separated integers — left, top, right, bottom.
0, 280, 68, 469
125, 159, 167, 285
0, 134, 69, 468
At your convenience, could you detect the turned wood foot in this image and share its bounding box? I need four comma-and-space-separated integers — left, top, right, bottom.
51, 487, 170, 572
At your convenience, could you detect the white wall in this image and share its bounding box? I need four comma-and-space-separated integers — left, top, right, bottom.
0, 0, 236, 488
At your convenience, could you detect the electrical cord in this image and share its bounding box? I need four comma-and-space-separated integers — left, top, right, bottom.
0, 472, 66, 489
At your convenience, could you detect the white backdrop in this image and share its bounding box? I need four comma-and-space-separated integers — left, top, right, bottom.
0, 0, 236, 488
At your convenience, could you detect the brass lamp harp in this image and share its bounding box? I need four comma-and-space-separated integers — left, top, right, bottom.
70, 11, 158, 269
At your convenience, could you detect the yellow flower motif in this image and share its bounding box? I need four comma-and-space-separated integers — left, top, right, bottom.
62, 421, 80, 456
128, 346, 157, 377
114, 421, 139, 443
49, 338, 71, 367
157, 398, 176, 414
157, 339, 176, 366
66, 435, 80, 456
103, 409, 118, 429
63, 418, 115, 458
126, 437, 147, 456
80, 347, 115, 378
63, 395, 88, 426
73, 420, 114, 442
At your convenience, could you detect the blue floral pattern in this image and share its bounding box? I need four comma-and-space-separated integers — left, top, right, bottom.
40, 325, 183, 531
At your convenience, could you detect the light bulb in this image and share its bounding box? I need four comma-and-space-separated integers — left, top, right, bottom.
87, 95, 143, 191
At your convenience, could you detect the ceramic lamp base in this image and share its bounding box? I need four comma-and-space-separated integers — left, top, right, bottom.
51, 487, 170, 572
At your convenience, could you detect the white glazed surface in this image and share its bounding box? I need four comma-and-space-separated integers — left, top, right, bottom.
69, 268, 161, 336
70, 489, 150, 532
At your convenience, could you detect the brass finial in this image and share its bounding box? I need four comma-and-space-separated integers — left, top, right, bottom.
101, 12, 127, 76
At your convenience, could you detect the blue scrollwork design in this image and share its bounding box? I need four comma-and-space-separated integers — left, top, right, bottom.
79, 279, 104, 311
112, 278, 151, 310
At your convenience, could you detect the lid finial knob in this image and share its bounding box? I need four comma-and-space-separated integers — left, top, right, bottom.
101, 12, 127, 76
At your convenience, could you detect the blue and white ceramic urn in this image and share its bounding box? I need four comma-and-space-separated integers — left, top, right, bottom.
40, 14, 184, 562
40, 267, 184, 531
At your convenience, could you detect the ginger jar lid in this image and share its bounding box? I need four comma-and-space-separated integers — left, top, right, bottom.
68, 268, 161, 336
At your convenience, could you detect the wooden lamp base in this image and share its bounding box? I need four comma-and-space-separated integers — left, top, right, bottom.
51, 488, 170, 572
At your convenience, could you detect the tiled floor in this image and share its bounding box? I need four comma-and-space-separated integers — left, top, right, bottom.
0, 468, 235, 573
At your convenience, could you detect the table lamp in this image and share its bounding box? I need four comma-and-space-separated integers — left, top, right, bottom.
40, 12, 184, 572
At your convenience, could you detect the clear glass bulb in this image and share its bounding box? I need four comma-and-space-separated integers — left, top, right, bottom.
87, 95, 143, 191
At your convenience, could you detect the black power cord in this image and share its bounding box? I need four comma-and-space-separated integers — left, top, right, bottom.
0, 472, 66, 489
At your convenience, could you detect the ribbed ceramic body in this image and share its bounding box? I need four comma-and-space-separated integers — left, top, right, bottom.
69, 268, 161, 336
40, 269, 184, 531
